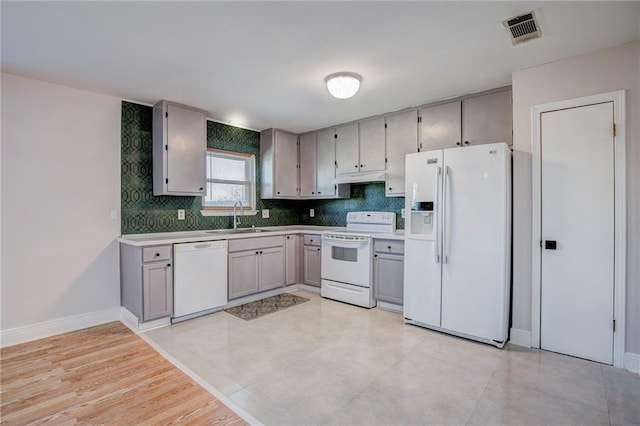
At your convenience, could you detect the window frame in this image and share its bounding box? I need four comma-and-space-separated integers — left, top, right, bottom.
201, 148, 256, 213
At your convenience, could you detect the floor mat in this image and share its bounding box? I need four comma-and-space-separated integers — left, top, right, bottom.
225, 293, 309, 320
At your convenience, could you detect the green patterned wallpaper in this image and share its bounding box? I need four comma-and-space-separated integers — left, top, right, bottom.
297, 183, 405, 229
121, 101, 404, 234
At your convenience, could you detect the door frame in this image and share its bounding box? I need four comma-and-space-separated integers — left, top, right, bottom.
531, 90, 626, 368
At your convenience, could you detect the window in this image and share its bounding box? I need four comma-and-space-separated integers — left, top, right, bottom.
203, 149, 256, 211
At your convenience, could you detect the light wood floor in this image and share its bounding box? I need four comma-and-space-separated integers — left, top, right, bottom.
0, 322, 246, 425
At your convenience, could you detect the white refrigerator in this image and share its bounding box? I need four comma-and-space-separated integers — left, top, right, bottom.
403, 143, 511, 347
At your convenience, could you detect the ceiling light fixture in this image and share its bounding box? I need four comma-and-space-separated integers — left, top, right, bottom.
325, 72, 362, 99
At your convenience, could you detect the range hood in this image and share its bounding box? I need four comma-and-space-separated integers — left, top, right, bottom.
332, 171, 386, 184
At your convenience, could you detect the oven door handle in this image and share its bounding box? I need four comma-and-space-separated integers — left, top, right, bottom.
322, 235, 369, 244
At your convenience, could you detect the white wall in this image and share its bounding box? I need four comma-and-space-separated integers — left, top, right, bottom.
511, 42, 640, 354
1, 73, 121, 334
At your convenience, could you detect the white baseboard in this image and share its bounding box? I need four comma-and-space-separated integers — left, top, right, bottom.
120, 307, 171, 333
0, 307, 121, 347
376, 300, 403, 313
623, 352, 640, 374
509, 328, 532, 347
296, 284, 320, 294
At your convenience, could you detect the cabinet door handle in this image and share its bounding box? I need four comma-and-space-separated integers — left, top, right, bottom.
374, 254, 378, 258
255, 251, 259, 254
318, 191, 322, 194
167, 264, 171, 267
354, 165, 358, 168
155, 253, 160, 257
387, 246, 392, 250
199, 187, 203, 191
464, 141, 470, 145
456, 142, 461, 146
360, 164, 364, 168
316, 248, 321, 252
259, 251, 263, 254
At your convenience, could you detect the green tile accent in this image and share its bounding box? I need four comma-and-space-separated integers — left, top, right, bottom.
121, 101, 404, 234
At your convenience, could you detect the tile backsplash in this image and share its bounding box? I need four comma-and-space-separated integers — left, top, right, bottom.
121, 101, 404, 234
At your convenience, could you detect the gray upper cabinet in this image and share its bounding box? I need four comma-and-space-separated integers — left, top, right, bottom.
299, 133, 317, 197
153, 101, 206, 196
419, 101, 462, 151
385, 110, 418, 197
335, 119, 386, 176
419, 89, 512, 151
316, 129, 350, 198
358, 117, 386, 172
261, 128, 299, 199
462, 90, 512, 146
335, 123, 359, 176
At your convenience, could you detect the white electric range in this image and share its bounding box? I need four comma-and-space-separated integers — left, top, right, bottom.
321, 211, 396, 308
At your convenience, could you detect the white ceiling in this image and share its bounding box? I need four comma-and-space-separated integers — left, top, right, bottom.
2, 1, 639, 133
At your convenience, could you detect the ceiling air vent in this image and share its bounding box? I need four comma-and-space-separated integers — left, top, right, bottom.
502, 11, 541, 45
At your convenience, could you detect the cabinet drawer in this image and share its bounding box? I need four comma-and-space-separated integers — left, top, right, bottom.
374, 239, 404, 255
303, 234, 321, 246
142, 245, 172, 263
229, 235, 284, 252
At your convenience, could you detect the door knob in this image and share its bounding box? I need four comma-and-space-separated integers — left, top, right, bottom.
544, 240, 557, 250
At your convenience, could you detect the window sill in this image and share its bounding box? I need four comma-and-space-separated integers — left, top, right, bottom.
200, 209, 259, 217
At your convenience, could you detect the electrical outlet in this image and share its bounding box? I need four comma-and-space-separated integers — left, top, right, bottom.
310, 208, 315, 218
178, 209, 185, 220
401, 208, 405, 218
262, 209, 269, 218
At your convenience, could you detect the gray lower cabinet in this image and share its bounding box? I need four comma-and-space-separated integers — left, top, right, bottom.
121, 244, 173, 322
228, 250, 260, 299
285, 234, 299, 285
228, 236, 285, 299
302, 234, 321, 287
374, 240, 404, 306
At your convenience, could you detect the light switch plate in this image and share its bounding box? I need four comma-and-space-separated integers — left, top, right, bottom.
110, 210, 118, 220
262, 209, 269, 218
178, 209, 185, 220
401, 208, 405, 218
310, 209, 315, 218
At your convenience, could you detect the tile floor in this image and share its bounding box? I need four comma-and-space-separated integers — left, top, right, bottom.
145, 291, 639, 425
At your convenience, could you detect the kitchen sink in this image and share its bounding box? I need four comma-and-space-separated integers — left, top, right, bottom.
206, 228, 273, 234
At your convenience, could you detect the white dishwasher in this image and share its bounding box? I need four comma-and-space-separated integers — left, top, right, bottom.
173, 240, 228, 322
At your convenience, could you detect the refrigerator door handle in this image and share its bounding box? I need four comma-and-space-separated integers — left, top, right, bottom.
434, 166, 441, 263
443, 166, 451, 264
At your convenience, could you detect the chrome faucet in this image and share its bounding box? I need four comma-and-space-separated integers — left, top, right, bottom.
233, 201, 244, 230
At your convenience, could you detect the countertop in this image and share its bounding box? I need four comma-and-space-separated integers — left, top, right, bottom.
118, 226, 405, 246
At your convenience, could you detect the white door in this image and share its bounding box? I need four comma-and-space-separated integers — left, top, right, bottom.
540, 102, 614, 364
440, 143, 510, 343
